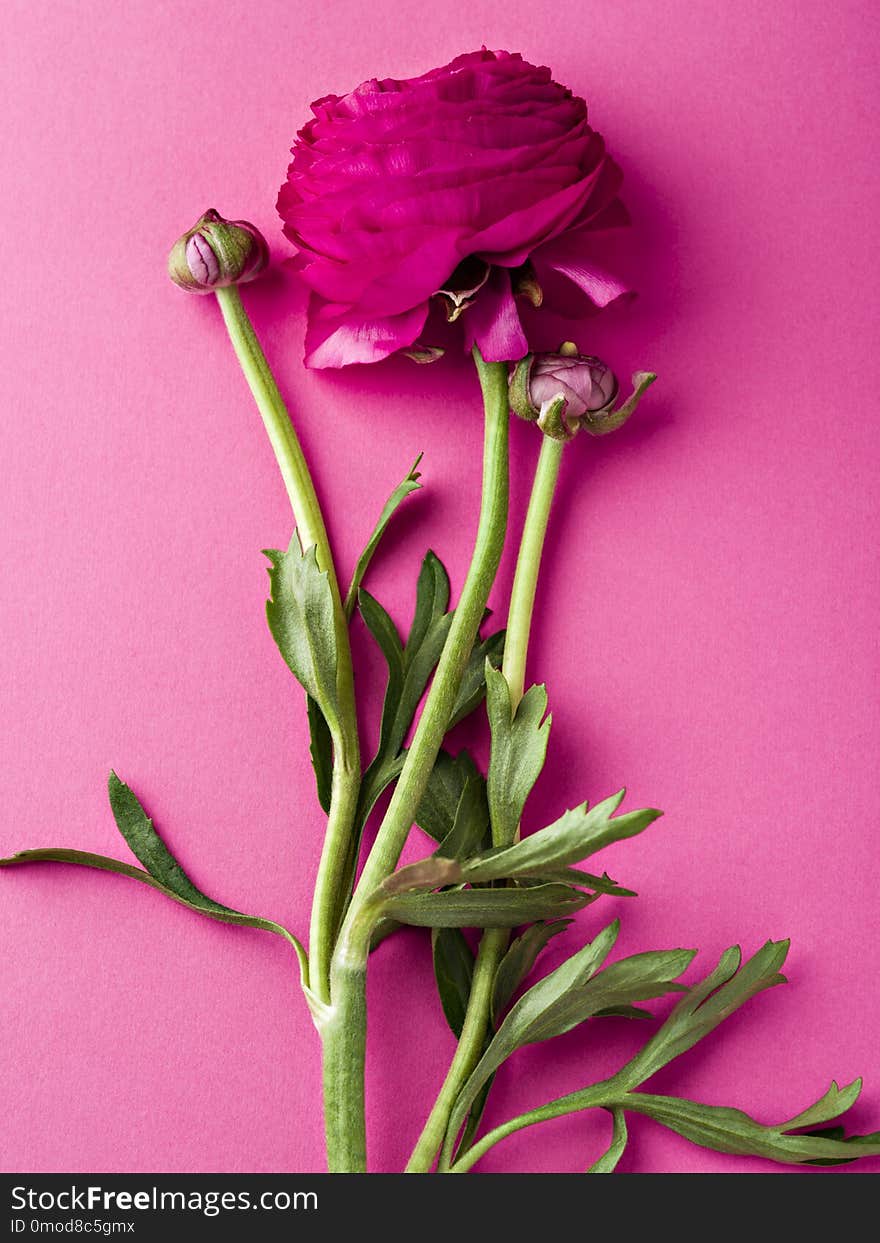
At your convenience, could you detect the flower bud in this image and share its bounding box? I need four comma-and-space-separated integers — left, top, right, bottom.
510, 344, 656, 441
168, 209, 269, 294
510, 345, 618, 439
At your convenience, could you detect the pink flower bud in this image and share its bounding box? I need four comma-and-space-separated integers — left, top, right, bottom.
168, 209, 269, 294
528, 351, 619, 418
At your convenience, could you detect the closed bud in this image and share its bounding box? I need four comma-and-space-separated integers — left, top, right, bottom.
168, 209, 269, 294
510, 344, 655, 441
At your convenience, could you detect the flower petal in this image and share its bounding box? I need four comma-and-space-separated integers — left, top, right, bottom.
462, 267, 528, 362
304, 300, 429, 368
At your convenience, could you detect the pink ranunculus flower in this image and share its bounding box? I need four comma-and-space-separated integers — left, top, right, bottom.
277, 50, 630, 368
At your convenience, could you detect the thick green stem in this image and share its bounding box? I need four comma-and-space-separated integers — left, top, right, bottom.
411, 432, 567, 1172
321, 961, 368, 1172
214, 285, 360, 1002
341, 351, 510, 926
323, 351, 510, 1173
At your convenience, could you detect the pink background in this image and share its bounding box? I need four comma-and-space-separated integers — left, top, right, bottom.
2, 0, 878, 1175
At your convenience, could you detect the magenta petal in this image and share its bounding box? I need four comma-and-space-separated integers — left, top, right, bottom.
463, 267, 528, 362
532, 230, 630, 307
304, 300, 429, 368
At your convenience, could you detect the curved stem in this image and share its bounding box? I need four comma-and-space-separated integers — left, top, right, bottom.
411, 432, 567, 1172
214, 285, 360, 1002
341, 350, 510, 928
448, 1079, 620, 1173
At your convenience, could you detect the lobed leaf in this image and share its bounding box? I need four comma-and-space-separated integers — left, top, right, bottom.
265, 537, 339, 732
491, 920, 573, 1026
624, 1088, 880, 1165
485, 666, 551, 847
620, 940, 789, 1087
460, 792, 661, 884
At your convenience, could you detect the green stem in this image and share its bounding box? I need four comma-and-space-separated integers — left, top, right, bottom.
340, 350, 510, 925
214, 285, 360, 1002
405, 929, 505, 1172
323, 350, 510, 1173
503, 435, 565, 706
411, 432, 567, 1173
448, 1078, 621, 1173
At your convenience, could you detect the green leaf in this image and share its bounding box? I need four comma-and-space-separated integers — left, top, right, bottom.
435, 773, 490, 860
0, 847, 308, 986
448, 627, 505, 728
447, 923, 694, 1155
460, 792, 661, 884
485, 666, 551, 847
491, 920, 573, 1026
624, 1087, 880, 1165
432, 927, 475, 1038
587, 1108, 628, 1173
107, 772, 230, 911
384, 881, 592, 928
343, 455, 423, 619
265, 536, 339, 732
416, 750, 483, 843
405, 549, 450, 660
306, 695, 333, 813
621, 940, 790, 1087
448, 923, 622, 1146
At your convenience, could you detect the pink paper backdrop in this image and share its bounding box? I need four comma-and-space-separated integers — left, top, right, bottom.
2, 0, 878, 1175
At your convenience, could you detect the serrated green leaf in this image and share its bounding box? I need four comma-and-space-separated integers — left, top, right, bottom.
265, 537, 339, 731
433, 927, 475, 1038
306, 695, 333, 813
621, 940, 790, 1087
344, 455, 423, 619
485, 666, 551, 847
448, 628, 505, 728
0, 847, 308, 985
587, 1109, 628, 1173
446, 924, 695, 1161
384, 881, 591, 928
446, 922, 621, 1152
624, 1088, 880, 1165
491, 920, 573, 1026
416, 750, 483, 842
460, 793, 661, 884
594, 1005, 654, 1020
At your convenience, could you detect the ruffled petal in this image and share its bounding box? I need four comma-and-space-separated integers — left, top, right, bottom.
304, 299, 429, 368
